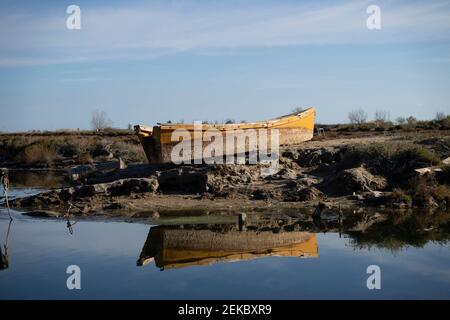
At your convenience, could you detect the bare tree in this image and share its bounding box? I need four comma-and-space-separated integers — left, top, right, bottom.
374, 110, 390, 124
435, 112, 446, 121
91, 110, 112, 131
406, 116, 417, 125
348, 109, 368, 124
396, 117, 406, 125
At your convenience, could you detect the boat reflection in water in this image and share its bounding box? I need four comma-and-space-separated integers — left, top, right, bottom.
137, 225, 318, 270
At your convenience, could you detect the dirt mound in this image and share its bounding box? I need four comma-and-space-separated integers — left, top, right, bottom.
157, 165, 261, 194
297, 147, 344, 167
252, 189, 281, 200
283, 184, 324, 202
326, 166, 387, 196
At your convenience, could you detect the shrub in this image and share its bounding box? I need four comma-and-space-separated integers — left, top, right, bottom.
0, 136, 34, 158
435, 112, 446, 121
89, 139, 111, 157
112, 141, 146, 163
392, 146, 440, 167
341, 143, 440, 186
16, 143, 58, 166
396, 117, 406, 125
78, 152, 94, 164
407, 175, 450, 208
406, 116, 417, 125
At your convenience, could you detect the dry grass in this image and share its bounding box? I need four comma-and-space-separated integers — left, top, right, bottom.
16, 143, 58, 166
0, 133, 146, 167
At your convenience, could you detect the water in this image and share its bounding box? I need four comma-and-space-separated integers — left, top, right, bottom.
0, 181, 449, 300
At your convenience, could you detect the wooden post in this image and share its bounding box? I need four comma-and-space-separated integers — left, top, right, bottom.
237, 212, 247, 231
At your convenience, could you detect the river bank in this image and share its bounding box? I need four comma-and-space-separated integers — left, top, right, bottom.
1, 129, 448, 217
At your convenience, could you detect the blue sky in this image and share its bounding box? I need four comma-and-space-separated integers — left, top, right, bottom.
0, 0, 450, 132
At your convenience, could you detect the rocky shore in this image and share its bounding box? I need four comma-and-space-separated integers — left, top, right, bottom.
8, 133, 450, 217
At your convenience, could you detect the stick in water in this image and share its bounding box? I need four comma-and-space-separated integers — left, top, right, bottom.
1, 170, 12, 220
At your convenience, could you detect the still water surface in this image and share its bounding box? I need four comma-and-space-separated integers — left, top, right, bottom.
0, 179, 449, 300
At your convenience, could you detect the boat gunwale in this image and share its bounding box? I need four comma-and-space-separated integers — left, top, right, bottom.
135, 107, 315, 133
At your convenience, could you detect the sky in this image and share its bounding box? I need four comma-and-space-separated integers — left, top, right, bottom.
0, 0, 450, 132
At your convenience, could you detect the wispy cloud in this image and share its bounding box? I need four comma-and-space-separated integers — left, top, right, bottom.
1, 0, 450, 66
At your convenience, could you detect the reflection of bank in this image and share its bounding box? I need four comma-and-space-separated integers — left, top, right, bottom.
137, 226, 318, 270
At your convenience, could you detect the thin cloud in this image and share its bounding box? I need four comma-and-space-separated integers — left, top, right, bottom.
1, 0, 450, 66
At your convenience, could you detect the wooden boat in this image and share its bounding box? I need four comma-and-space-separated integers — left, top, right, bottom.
134, 107, 316, 164
137, 226, 318, 270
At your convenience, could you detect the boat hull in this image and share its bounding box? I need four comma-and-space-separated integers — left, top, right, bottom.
135, 107, 315, 164
137, 226, 318, 269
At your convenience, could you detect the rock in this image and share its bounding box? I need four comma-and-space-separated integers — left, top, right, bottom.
327, 166, 387, 196
58, 187, 75, 201
158, 167, 209, 193
68, 160, 128, 182
107, 178, 159, 196
151, 211, 160, 219
297, 175, 320, 186
13, 177, 160, 212
73, 184, 108, 197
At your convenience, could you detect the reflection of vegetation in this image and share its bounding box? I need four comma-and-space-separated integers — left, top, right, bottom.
139, 209, 450, 262
8, 171, 67, 188
347, 210, 450, 252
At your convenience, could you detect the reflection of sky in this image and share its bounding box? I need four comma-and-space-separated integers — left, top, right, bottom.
0, 187, 44, 203
0, 216, 449, 299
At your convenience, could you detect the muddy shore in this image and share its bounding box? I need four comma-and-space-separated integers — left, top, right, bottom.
3, 130, 450, 218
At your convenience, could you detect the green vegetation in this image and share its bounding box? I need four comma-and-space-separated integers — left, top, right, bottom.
341, 142, 440, 186
319, 113, 450, 135
337, 141, 450, 208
